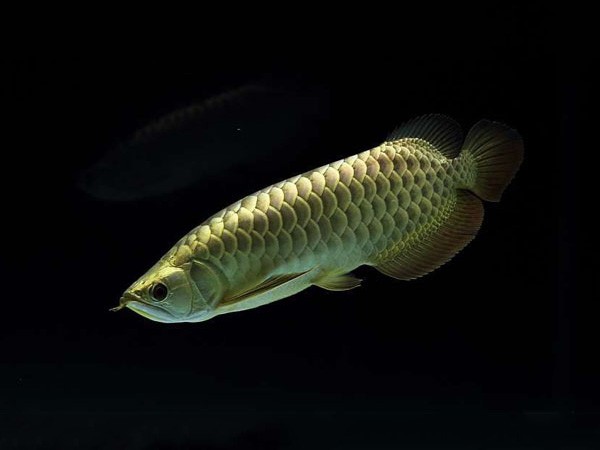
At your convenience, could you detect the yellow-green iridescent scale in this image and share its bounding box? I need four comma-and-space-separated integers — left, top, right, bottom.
116, 115, 523, 323
177, 142, 457, 285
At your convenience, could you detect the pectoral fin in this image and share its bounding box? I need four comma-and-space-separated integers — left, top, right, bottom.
222, 270, 311, 305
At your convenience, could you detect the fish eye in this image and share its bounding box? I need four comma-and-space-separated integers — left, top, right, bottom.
150, 282, 168, 302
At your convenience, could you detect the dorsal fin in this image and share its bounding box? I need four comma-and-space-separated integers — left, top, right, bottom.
387, 114, 463, 158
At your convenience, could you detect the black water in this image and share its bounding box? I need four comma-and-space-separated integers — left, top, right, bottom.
4, 6, 590, 449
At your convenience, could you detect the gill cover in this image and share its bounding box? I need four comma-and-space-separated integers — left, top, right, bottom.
187, 260, 226, 321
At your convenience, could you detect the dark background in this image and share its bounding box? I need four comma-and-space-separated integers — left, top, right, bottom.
3, 5, 590, 449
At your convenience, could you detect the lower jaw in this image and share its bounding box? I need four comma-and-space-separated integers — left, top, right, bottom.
126, 301, 178, 323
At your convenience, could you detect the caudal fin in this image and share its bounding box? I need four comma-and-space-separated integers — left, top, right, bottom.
462, 120, 524, 202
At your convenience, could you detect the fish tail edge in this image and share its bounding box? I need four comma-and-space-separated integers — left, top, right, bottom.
460, 120, 524, 202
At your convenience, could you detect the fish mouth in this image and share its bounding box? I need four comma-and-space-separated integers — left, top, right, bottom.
110, 292, 139, 312
111, 293, 177, 323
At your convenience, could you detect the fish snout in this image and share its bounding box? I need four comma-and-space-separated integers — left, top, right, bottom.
110, 293, 138, 312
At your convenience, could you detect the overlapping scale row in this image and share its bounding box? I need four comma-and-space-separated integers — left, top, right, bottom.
179, 140, 457, 286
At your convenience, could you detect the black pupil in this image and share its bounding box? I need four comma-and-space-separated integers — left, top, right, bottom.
151, 283, 168, 301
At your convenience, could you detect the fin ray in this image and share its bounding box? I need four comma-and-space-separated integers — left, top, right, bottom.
374, 191, 484, 280
387, 114, 463, 158
314, 271, 362, 291
461, 120, 524, 202
222, 270, 310, 304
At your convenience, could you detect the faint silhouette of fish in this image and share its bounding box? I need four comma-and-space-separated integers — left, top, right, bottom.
78, 84, 329, 201
112, 115, 523, 323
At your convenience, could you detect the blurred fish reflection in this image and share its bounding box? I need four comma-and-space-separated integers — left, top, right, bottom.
78, 83, 330, 201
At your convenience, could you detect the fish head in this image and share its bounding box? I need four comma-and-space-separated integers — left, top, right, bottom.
114, 259, 225, 323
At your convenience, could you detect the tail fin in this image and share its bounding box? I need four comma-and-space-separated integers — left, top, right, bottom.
461, 120, 524, 202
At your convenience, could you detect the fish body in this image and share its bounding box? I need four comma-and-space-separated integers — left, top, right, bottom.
115, 115, 523, 323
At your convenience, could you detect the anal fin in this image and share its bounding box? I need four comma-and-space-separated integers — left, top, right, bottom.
314, 270, 362, 291
375, 191, 484, 280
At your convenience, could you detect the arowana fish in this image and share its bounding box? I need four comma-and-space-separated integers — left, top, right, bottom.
112, 115, 523, 323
